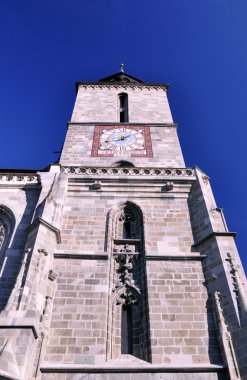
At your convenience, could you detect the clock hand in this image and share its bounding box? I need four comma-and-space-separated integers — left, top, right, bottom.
104, 134, 131, 143
104, 137, 123, 142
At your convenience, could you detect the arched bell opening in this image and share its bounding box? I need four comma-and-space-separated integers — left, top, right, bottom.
106, 201, 151, 363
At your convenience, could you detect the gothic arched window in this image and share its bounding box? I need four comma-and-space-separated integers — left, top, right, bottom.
107, 202, 151, 363
119, 93, 129, 123
0, 206, 15, 272
0, 206, 15, 311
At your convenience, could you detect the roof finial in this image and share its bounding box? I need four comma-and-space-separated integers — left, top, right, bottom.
120, 63, 124, 73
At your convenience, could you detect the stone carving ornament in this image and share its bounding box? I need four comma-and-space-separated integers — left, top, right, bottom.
0, 224, 5, 251
113, 244, 141, 308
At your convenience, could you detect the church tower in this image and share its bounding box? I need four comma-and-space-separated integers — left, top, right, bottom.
0, 67, 247, 380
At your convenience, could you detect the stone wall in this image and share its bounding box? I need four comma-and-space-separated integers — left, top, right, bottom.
56, 181, 194, 256
44, 257, 108, 365
146, 259, 221, 365
43, 256, 222, 368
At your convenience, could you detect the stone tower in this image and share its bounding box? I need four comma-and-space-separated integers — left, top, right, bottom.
0, 68, 247, 380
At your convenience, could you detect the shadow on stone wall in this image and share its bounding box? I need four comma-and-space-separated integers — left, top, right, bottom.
0, 188, 40, 311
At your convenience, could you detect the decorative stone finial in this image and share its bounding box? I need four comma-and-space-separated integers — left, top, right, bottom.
120, 63, 124, 73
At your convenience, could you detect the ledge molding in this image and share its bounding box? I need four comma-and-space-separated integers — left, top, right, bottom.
0, 310, 39, 338
53, 253, 207, 261
40, 364, 225, 373
54, 253, 108, 260
146, 254, 207, 261
26, 217, 61, 244
193, 232, 237, 247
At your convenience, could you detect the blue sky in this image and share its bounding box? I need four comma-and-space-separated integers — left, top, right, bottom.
1, 0, 247, 269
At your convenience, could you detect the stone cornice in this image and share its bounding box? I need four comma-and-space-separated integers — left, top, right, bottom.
67, 122, 178, 128
0, 173, 41, 187
61, 166, 195, 179
76, 82, 168, 92
26, 217, 61, 244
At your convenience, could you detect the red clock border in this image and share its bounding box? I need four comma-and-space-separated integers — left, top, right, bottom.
91, 126, 153, 158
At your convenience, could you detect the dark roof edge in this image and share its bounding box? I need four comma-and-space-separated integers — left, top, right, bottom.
0, 168, 38, 173
0, 164, 57, 173
99, 71, 144, 83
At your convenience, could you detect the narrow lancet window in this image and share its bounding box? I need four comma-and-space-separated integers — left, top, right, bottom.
119, 93, 128, 122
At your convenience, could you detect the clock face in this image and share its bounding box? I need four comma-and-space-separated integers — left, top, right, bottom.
91, 126, 153, 158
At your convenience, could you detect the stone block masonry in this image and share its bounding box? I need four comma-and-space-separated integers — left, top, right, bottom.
44, 258, 108, 365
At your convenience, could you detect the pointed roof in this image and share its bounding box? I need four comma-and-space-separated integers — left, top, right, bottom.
99, 64, 143, 83
76, 64, 168, 91
99, 71, 143, 84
